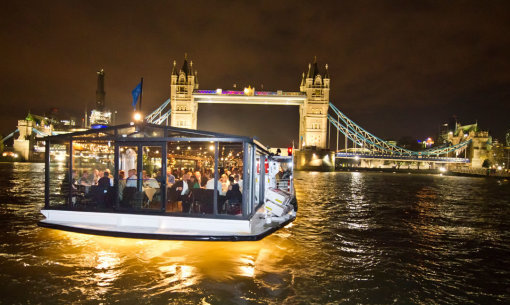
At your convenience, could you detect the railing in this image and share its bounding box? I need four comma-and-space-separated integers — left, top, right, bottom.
276, 178, 293, 193
335, 152, 470, 163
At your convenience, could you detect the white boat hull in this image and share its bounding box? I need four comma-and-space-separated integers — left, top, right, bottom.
38, 209, 295, 241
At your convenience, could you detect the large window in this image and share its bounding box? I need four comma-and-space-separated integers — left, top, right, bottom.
118, 145, 142, 210
217, 142, 244, 216
141, 145, 163, 211
166, 141, 216, 215
71, 140, 115, 209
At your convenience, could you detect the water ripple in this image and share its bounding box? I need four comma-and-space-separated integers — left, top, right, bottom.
0, 165, 509, 304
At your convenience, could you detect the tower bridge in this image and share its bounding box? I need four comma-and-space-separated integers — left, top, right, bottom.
146, 55, 478, 170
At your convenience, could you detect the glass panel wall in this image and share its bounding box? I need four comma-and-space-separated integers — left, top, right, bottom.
48, 140, 70, 208
141, 145, 163, 211
166, 141, 216, 214
44, 124, 269, 220
72, 140, 115, 209
216, 142, 244, 216
254, 150, 269, 213
119, 146, 140, 209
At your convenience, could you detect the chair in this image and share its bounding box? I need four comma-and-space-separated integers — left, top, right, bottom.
166, 187, 181, 212
122, 187, 137, 208
218, 195, 227, 214
190, 189, 215, 214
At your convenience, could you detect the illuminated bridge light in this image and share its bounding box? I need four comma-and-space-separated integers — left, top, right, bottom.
223, 90, 244, 95
254, 91, 278, 96
194, 90, 217, 94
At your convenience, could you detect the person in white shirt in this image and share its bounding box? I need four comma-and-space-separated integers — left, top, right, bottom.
173, 173, 192, 212
126, 169, 138, 187
121, 169, 138, 206
105, 169, 114, 187
205, 172, 222, 194
220, 174, 229, 195
234, 174, 243, 193
205, 176, 215, 190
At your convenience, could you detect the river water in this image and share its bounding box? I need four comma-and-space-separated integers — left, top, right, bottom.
0, 162, 509, 304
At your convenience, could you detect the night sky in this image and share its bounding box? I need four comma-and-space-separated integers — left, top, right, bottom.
1, 1, 509, 147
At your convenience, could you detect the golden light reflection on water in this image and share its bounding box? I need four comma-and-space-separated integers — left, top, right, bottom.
40, 227, 300, 295
155, 264, 197, 293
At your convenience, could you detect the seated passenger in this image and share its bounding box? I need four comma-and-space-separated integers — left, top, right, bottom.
172, 173, 193, 212
205, 172, 214, 190
126, 169, 137, 187
195, 171, 207, 187
234, 174, 243, 193
96, 171, 112, 207
105, 169, 114, 187
166, 169, 176, 187
118, 170, 126, 201
92, 169, 101, 185
226, 176, 242, 214
122, 169, 138, 206
220, 174, 229, 195
205, 172, 222, 194
143, 172, 160, 188
226, 176, 242, 204
78, 170, 91, 194
189, 176, 201, 188
79, 171, 91, 186
154, 169, 164, 185
97, 171, 111, 189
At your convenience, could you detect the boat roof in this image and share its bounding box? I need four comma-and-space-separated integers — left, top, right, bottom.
44, 123, 269, 153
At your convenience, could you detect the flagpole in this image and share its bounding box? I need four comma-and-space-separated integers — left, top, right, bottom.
139, 77, 143, 112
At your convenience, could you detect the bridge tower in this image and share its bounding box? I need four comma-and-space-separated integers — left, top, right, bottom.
170, 54, 199, 129
299, 57, 330, 149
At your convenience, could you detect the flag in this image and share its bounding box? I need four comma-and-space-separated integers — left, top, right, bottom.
131, 82, 142, 109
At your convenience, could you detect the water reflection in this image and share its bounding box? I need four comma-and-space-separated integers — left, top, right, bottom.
1, 164, 510, 304
156, 265, 197, 293
40, 228, 301, 301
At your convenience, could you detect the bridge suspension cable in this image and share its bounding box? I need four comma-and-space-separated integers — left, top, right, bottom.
328, 103, 471, 157
0, 129, 19, 144
146, 98, 171, 125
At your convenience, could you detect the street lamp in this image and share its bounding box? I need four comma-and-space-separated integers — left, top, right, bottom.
133, 111, 142, 122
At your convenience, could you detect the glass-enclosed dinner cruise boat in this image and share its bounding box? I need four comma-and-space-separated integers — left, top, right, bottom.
39, 123, 296, 241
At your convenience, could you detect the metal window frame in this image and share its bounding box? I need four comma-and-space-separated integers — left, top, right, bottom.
43, 123, 271, 221
242, 142, 250, 218
44, 140, 50, 208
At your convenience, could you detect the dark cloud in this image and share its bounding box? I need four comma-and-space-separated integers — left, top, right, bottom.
1, 0, 509, 146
